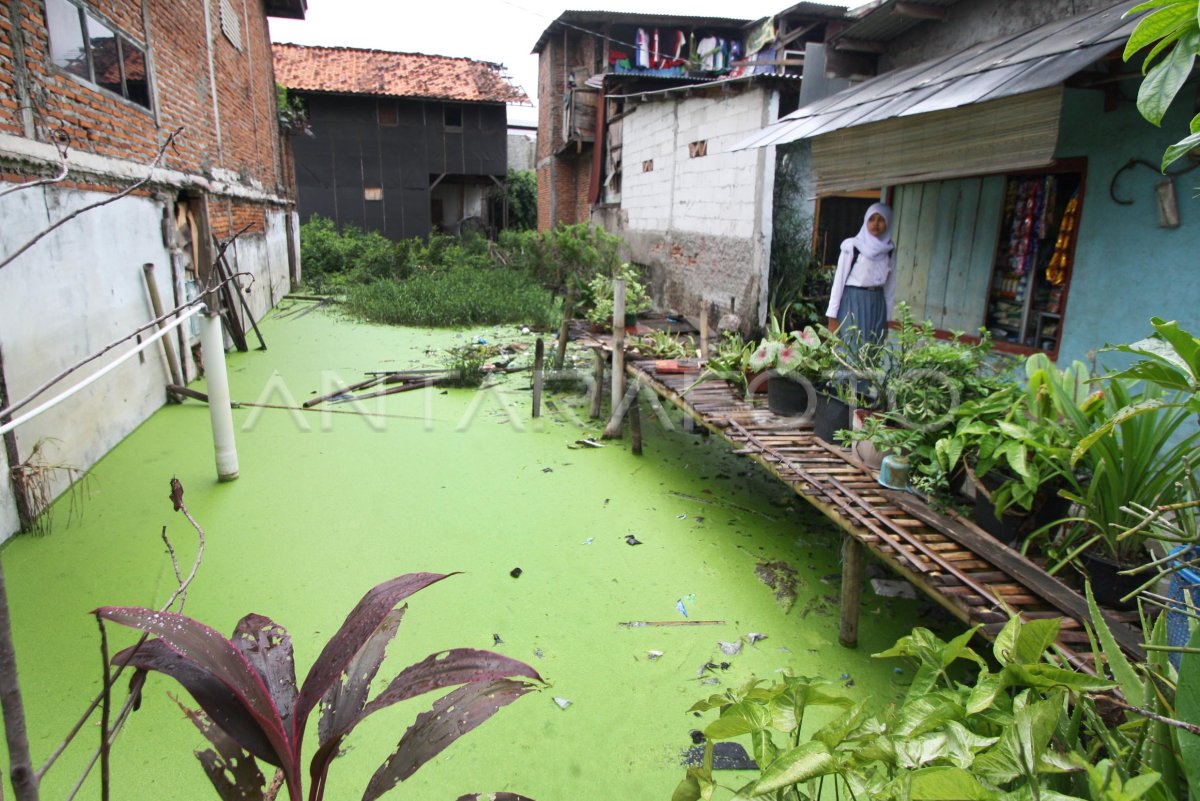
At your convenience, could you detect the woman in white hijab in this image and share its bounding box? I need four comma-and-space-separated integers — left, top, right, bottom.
825, 202, 896, 348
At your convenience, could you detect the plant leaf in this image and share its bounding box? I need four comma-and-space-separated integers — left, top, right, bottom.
1085, 585, 1144, 704
114, 640, 279, 764
1125, 1, 1196, 59
362, 678, 535, 801
318, 607, 405, 746
1137, 28, 1199, 124
1150, 316, 1200, 377
905, 766, 997, 800
232, 614, 298, 734
98, 606, 293, 780
363, 648, 543, 718
176, 697, 269, 801
455, 795, 536, 801
1175, 626, 1200, 794
749, 740, 837, 794
296, 573, 455, 735
1012, 618, 1061, 666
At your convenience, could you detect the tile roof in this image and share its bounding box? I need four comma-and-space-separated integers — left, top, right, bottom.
271, 43, 528, 104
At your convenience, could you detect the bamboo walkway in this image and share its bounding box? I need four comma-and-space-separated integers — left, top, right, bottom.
578, 339, 1144, 668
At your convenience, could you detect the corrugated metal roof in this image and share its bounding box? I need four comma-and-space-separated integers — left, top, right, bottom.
733, 0, 1140, 151
772, 2, 854, 20
272, 43, 528, 104
532, 11, 754, 54
832, 0, 962, 44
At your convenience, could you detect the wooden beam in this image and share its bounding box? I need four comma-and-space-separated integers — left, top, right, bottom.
839, 534, 864, 647
894, 2, 948, 21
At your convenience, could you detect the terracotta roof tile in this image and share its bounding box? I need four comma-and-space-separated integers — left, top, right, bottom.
272, 43, 528, 104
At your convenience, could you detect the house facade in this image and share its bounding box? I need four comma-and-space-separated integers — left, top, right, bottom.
272, 44, 525, 240
0, 0, 304, 542
532, 6, 849, 328
739, 0, 1199, 366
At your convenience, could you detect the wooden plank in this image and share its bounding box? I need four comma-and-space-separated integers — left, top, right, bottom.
882, 490, 1145, 659
924, 180, 959, 328
947, 174, 1004, 331
943, 176, 984, 329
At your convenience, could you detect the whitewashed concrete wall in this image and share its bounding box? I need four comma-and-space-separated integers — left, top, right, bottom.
615, 88, 777, 328
0, 183, 290, 544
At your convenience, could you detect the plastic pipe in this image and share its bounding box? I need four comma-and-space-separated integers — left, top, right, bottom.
198, 311, 239, 481
0, 305, 203, 437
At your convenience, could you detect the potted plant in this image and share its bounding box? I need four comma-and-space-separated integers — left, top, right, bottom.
747, 323, 828, 418
585, 261, 652, 329
697, 331, 754, 395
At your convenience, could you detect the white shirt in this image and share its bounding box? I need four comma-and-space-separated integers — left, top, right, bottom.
825, 245, 897, 319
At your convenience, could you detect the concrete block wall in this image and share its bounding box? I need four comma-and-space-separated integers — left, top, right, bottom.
617, 89, 776, 327
0, 0, 295, 542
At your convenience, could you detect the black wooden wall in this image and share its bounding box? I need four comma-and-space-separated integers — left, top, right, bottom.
291, 93, 508, 240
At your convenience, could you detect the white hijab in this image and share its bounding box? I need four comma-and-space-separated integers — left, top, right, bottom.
845, 202, 894, 260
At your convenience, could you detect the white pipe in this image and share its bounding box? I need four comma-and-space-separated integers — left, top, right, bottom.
198, 312, 239, 482
0, 305, 203, 437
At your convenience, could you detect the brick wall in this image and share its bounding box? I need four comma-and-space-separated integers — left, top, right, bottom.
1, 0, 289, 216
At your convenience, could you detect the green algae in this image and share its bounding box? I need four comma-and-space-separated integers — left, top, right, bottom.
0, 311, 933, 801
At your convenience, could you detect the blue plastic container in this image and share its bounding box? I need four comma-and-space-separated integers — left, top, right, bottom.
1166, 545, 1200, 669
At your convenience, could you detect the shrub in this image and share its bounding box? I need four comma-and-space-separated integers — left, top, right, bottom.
299, 216, 408, 291
345, 266, 560, 329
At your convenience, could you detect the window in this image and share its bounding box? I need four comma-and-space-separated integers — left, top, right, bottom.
443, 105, 462, 130
44, 0, 152, 110
688, 140, 707, 158
377, 103, 399, 126
364, 187, 383, 201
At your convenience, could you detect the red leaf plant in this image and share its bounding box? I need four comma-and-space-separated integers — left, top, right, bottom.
95, 573, 543, 801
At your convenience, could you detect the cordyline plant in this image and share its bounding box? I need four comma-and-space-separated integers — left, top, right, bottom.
95, 573, 543, 801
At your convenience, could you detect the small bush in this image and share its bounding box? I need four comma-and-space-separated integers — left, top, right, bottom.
345, 266, 560, 329
300, 215, 409, 291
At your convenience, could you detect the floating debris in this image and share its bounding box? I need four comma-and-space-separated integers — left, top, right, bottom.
625, 535, 643, 546
619, 620, 725, 628
554, 697, 572, 710
700, 678, 720, 685
534, 648, 545, 659
542, 467, 553, 473
676, 513, 688, 520
871, 579, 917, 599
509, 567, 523, 579
492, 633, 504, 646
676, 599, 688, 618
718, 640, 743, 657
583, 537, 593, 545
647, 650, 664, 661
754, 560, 801, 613
681, 742, 757, 771
689, 729, 705, 745
575, 438, 604, 448
746, 632, 768, 645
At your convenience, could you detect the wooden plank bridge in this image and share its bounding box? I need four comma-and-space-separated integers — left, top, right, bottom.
569, 327, 1143, 668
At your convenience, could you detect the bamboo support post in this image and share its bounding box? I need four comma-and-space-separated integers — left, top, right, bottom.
629, 381, 643, 455
602, 280, 626, 439
839, 534, 864, 647
554, 284, 575, 370
532, 337, 544, 418
142, 264, 184, 398
699, 302, 709, 362
589, 348, 604, 419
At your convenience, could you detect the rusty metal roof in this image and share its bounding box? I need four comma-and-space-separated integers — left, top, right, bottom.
271, 43, 528, 104
733, 0, 1140, 150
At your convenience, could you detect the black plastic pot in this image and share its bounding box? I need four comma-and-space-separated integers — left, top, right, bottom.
1080, 550, 1143, 611
813, 391, 850, 444
767, 374, 813, 418
971, 472, 1070, 546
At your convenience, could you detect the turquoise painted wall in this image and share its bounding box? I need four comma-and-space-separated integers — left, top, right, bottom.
1055, 87, 1200, 369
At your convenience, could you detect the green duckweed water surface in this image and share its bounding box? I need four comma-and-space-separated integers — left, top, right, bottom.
1, 309, 934, 800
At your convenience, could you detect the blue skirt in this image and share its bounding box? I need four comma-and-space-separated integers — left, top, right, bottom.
837, 286, 887, 350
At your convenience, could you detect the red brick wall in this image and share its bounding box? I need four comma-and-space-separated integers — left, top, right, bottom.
535, 29, 600, 231
0, 0, 289, 229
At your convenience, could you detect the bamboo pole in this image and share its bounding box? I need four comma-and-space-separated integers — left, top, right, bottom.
589, 348, 604, 419
532, 338, 544, 418
629, 380, 643, 455
699, 301, 709, 362
554, 284, 575, 371
602, 280, 626, 439
839, 534, 864, 647
142, 264, 184, 398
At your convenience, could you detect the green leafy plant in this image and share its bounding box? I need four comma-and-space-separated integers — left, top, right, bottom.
276, 84, 310, 134
697, 331, 755, 394
96, 574, 542, 801
501, 168, 537, 231
585, 262, 653, 325
441, 343, 502, 387
1122, 0, 1200, 169
637, 329, 691, 359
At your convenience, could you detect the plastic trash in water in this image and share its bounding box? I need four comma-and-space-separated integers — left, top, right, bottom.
719, 641, 742, 656
676, 599, 688, 618
477, 337, 488, 345
554, 697, 572, 710
583, 537, 593, 545
647, 650, 664, 661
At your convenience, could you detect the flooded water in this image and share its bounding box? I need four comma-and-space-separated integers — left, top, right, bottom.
1, 309, 932, 800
